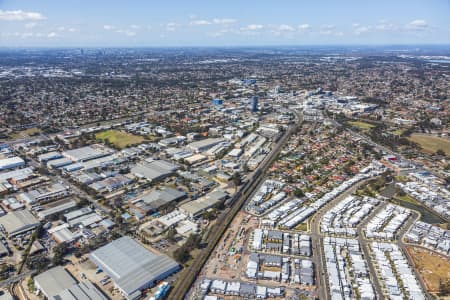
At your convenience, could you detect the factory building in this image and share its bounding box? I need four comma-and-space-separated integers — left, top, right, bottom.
0, 157, 25, 171
89, 236, 180, 300
34, 266, 107, 300
0, 209, 40, 237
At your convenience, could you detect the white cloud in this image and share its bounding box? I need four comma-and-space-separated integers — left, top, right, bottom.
190, 19, 211, 26
406, 19, 428, 31
53, 26, 77, 33
103, 25, 115, 30
0, 10, 46, 21
191, 18, 236, 26
277, 24, 294, 32
116, 29, 136, 36
166, 22, 178, 31
130, 24, 140, 29
354, 25, 371, 35
298, 23, 311, 30
24, 22, 37, 29
375, 22, 396, 31
321, 24, 335, 30
47, 32, 57, 38
241, 24, 264, 31
319, 29, 343, 37
21, 32, 33, 38
212, 18, 236, 25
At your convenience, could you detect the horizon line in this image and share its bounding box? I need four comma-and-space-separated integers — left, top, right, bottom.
1, 43, 450, 50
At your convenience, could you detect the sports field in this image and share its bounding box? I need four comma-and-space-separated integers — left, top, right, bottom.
347, 121, 376, 131
408, 134, 450, 156
95, 130, 145, 149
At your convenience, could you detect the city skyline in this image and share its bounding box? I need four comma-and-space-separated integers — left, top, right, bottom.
1, 0, 450, 47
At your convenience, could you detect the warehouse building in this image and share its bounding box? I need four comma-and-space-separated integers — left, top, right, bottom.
62, 145, 113, 162
55, 280, 108, 300
19, 183, 70, 204
37, 151, 63, 163
89, 236, 180, 299
0, 167, 34, 184
179, 190, 228, 218
34, 266, 106, 300
0, 157, 25, 171
180, 196, 219, 219
187, 138, 225, 153
129, 187, 187, 214
47, 157, 74, 169
37, 199, 78, 220
34, 266, 77, 298
131, 159, 179, 182
0, 209, 40, 237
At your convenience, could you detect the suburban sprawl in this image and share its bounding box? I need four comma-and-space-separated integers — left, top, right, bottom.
0, 46, 449, 300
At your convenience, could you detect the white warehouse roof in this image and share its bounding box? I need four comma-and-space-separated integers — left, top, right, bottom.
89, 236, 180, 297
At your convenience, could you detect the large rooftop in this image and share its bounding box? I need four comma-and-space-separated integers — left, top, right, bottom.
34, 266, 77, 299
89, 236, 180, 296
62, 145, 113, 162
0, 209, 40, 236
133, 186, 186, 211
131, 159, 179, 182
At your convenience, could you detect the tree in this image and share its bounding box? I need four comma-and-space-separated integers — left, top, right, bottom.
52, 242, 69, 266
231, 172, 242, 187
166, 227, 177, 243
439, 279, 450, 296
173, 247, 190, 264
203, 210, 216, 221
294, 189, 305, 198
184, 234, 201, 250
435, 149, 446, 157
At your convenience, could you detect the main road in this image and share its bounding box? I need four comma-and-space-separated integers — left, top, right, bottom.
169, 110, 302, 299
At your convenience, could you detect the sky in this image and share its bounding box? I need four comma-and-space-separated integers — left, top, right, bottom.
0, 0, 449, 47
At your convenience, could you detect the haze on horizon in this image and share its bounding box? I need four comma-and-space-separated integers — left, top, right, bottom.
0, 0, 450, 47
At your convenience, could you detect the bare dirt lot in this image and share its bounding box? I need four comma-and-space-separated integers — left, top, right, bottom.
406, 246, 450, 293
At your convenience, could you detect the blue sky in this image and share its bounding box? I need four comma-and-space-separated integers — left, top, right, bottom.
0, 0, 449, 47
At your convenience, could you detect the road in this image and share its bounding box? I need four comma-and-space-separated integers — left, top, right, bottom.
0, 271, 34, 289
356, 202, 387, 300
169, 111, 302, 300
397, 211, 434, 299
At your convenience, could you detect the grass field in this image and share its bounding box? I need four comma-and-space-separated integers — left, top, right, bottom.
9, 127, 42, 139
95, 130, 145, 149
347, 121, 376, 131
408, 134, 450, 156
395, 194, 420, 205
406, 246, 450, 293
391, 129, 405, 136
295, 222, 308, 231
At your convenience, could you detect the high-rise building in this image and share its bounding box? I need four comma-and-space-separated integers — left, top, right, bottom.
251, 96, 259, 112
